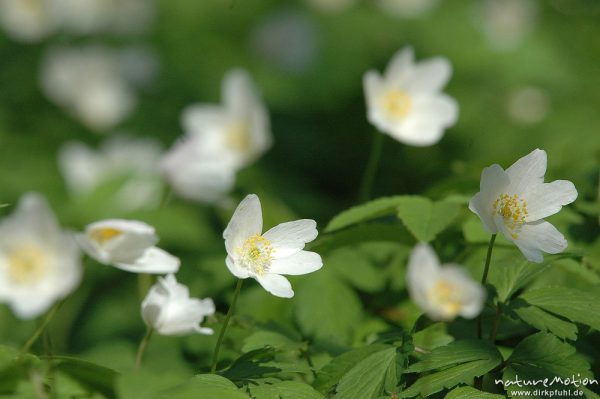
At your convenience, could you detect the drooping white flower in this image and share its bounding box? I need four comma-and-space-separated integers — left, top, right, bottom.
141, 274, 215, 336
376, 0, 438, 19
476, 0, 538, 52
0, 0, 55, 42
407, 243, 485, 321
58, 135, 163, 211
40, 45, 153, 132
161, 69, 271, 204
363, 46, 458, 146
469, 149, 578, 263
223, 194, 322, 298
77, 219, 180, 274
506, 86, 549, 125
0, 193, 82, 319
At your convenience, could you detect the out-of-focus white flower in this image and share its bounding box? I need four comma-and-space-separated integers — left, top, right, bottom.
161, 69, 271, 204
0, 193, 82, 319
0, 0, 55, 42
469, 149, 577, 263
407, 243, 485, 321
305, 0, 355, 13
506, 86, 550, 125
251, 10, 317, 74
223, 194, 322, 298
59, 135, 163, 211
40, 46, 154, 132
141, 274, 215, 336
363, 47, 458, 146
77, 219, 180, 274
49, 0, 154, 36
376, 0, 438, 18
476, 0, 538, 52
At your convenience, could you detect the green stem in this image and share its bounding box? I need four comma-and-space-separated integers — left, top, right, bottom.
359, 130, 384, 203
211, 279, 244, 374
477, 234, 497, 340
21, 301, 63, 355
489, 306, 502, 343
135, 327, 154, 369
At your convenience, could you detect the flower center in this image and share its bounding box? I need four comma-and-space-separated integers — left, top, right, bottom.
236, 234, 273, 276
492, 193, 528, 238
382, 89, 412, 119
8, 246, 48, 284
89, 227, 122, 245
226, 122, 251, 152
427, 280, 463, 319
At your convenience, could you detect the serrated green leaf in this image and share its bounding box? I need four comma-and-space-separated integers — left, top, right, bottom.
155, 375, 251, 399
250, 380, 325, 399
396, 196, 460, 242
412, 323, 454, 352
407, 340, 501, 373
313, 344, 390, 394
309, 223, 410, 254
510, 302, 577, 340
325, 247, 387, 293
445, 386, 506, 399
294, 270, 363, 344
520, 287, 600, 331
335, 347, 397, 399
325, 196, 406, 233
242, 330, 303, 353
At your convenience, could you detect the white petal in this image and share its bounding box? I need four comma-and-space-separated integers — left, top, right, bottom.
255, 273, 294, 298
16, 193, 62, 239
524, 180, 578, 221
181, 103, 228, 135
407, 243, 441, 312
513, 220, 568, 263
405, 57, 452, 93
468, 192, 496, 234
410, 94, 458, 127
222, 69, 259, 115
223, 194, 263, 255
115, 247, 180, 274
263, 219, 318, 258
269, 250, 322, 276
384, 46, 414, 86
438, 266, 485, 319
226, 255, 250, 279
469, 164, 510, 233
505, 148, 547, 195
363, 70, 384, 112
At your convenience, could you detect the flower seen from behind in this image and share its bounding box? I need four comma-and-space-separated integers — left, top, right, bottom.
363, 46, 458, 146
469, 148, 577, 263
407, 243, 485, 321
77, 219, 180, 274
0, 193, 82, 319
223, 194, 322, 298
141, 274, 215, 336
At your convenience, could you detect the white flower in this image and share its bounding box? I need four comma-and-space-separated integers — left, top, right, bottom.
476, 0, 538, 52
407, 243, 485, 321
141, 274, 215, 336
363, 47, 458, 146
469, 149, 578, 263
0, 0, 56, 42
223, 194, 322, 298
40, 45, 142, 132
376, 0, 438, 18
161, 69, 271, 204
77, 219, 180, 274
0, 193, 82, 319
58, 135, 163, 211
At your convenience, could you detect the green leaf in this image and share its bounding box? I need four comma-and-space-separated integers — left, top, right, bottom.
400, 359, 502, 398
313, 344, 390, 394
510, 301, 578, 340
412, 323, 454, 352
325, 247, 387, 293
520, 286, 600, 331
251, 381, 325, 399
242, 330, 304, 353
335, 347, 397, 399
309, 223, 410, 255
407, 340, 501, 373
117, 369, 189, 399
155, 374, 251, 399
445, 386, 506, 399
325, 196, 406, 233
50, 356, 119, 399
222, 347, 312, 382
396, 196, 460, 242
294, 270, 363, 344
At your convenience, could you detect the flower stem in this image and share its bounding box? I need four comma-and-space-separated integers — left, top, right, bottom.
21, 301, 63, 355
135, 327, 154, 369
477, 234, 497, 340
359, 130, 384, 203
211, 279, 244, 374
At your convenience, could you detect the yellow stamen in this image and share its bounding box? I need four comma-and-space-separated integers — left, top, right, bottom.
90, 227, 122, 245
8, 246, 48, 284
226, 123, 251, 152
492, 193, 529, 238
236, 234, 273, 276
382, 89, 412, 119
427, 280, 463, 319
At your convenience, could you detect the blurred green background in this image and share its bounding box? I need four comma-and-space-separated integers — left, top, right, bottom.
1, 0, 600, 394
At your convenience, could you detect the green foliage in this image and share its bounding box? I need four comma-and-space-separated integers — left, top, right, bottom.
396, 196, 461, 243
445, 386, 506, 399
